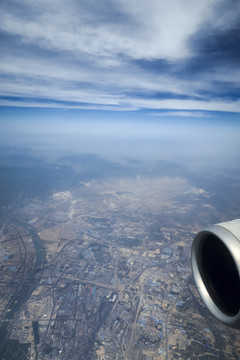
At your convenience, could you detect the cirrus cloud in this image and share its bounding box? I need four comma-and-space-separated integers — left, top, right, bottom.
0, 0, 240, 114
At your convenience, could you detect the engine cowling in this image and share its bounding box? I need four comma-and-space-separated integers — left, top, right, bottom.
191, 219, 240, 329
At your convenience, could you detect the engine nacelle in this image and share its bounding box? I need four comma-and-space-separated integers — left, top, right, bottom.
191, 219, 240, 329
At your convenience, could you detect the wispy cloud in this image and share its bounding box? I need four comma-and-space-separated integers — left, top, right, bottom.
150, 111, 212, 118
0, 0, 240, 113
0, 0, 219, 60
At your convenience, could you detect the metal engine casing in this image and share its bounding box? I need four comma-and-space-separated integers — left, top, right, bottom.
192, 219, 240, 329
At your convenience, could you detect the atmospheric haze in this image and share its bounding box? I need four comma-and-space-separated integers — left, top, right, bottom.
1, 113, 240, 169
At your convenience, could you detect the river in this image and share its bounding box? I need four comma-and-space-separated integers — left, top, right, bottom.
0, 221, 46, 358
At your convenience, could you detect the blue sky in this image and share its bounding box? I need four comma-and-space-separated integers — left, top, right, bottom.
1, 0, 240, 115
0, 0, 240, 169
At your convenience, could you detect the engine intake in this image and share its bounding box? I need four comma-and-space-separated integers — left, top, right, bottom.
191, 219, 240, 329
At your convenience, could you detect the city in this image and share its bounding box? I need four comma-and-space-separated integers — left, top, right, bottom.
1, 173, 240, 359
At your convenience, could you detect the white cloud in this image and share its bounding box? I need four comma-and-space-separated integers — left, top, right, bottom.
0, 0, 240, 112
0, 0, 220, 61
130, 98, 240, 112
118, 0, 219, 59
150, 111, 211, 118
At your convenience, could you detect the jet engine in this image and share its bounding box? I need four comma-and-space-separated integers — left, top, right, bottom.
191, 219, 240, 329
